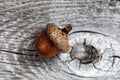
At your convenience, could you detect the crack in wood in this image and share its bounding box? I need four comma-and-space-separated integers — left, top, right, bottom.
0, 49, 35, 56
62, 70, 99, 78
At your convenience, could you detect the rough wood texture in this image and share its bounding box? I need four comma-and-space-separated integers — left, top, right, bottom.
0, 0, 120, 80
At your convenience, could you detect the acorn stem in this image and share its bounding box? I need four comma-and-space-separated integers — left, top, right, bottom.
62, 24, 72, 34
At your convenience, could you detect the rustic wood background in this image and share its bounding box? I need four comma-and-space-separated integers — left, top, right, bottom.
0, 0, 120, 80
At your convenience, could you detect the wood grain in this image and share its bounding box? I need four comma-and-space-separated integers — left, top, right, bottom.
0, 0, 120, 80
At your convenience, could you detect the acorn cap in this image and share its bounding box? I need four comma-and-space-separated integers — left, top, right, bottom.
46, 23, 72, 53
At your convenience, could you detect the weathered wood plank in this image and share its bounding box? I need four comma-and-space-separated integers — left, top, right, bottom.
0, 0, 120, 80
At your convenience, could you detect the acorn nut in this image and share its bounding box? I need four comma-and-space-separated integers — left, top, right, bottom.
35, 23, 72, 58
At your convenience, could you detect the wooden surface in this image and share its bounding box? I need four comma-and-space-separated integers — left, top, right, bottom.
1, 0, 120, 80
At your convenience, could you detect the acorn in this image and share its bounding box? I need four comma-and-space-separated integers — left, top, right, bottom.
35, 23, 72, 58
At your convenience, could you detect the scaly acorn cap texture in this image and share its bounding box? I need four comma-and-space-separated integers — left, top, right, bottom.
46, 23, 72, 53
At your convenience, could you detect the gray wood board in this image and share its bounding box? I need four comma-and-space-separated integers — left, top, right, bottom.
0, 0, 120, 80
